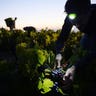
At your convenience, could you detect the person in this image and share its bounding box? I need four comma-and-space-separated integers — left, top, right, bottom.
55, 0, 96, 95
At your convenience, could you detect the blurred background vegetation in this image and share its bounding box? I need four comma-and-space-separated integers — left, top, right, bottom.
0, 17, 83, 95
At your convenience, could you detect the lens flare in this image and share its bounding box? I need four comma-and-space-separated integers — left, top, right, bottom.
68, 13, 77, 20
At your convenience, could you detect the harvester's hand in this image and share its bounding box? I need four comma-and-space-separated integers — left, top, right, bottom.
55, 54, 62, 68
63, 65, 75, 81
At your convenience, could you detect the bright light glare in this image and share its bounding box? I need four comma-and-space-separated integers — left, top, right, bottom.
68, 13, 77, 20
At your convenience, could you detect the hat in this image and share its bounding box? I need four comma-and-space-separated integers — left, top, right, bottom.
65, 0, 91, 14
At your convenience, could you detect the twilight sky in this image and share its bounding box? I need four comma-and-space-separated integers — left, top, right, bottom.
0, 0, 96, 30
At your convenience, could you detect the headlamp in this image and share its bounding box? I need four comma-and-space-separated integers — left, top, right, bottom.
68, 13, 77, 20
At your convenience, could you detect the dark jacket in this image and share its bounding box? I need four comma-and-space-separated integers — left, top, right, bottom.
55, 4, 96, 54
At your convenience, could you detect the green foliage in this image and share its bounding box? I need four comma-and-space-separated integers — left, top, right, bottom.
0, 58, 16, 75
38, 78, 54, 94
47, 51, 55, 68
0, 28, 83, 95
63, 31, 83, 61
0, 60, 8, 72
69, 46, 87, 65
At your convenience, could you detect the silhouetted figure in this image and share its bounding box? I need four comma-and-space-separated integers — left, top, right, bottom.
4, 17, 18, 70
5, 17, 17, 31
55, 0, 96, 96
23, 26, 36, 47
23, 26, 36, 37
